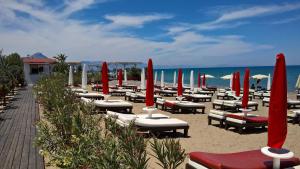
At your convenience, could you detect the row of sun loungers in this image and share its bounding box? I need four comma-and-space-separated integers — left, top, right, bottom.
178, 94, 212, 102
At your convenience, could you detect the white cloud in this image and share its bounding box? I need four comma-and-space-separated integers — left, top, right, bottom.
62, 0, 107, 17
104, 13, 173, 28
271, 15, 300, 24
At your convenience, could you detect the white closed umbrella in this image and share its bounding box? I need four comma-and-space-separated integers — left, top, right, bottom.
141, 68, 145, 90
190, 70, 194, 91
230, 73, 233, 89
160, 70, 164, 88
154, 71, 157, 85
68, 65, 73, 86
173, 71, 177, 87
182, 73, 185, 86
82, 64, 87, 89
124, 69, 127, 84
295, 74, 300, 89
267, 74, 271, 90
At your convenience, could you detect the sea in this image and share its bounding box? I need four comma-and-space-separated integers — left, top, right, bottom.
154, 65, 300, 92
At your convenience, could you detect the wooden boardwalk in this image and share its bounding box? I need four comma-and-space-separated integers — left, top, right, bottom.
0, 87, 44, 169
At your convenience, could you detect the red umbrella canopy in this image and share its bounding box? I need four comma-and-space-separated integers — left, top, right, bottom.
202, 74, 206, 87
232, 72, 236, 91
118, 69, 122, 86
198, 72, 201, 88
177, 69, 183, 96
102, 62, 109, 94
242, 69, 250, 108
236, 72, 241, 97
268, 53, 287, 149
146, 59, 154, 107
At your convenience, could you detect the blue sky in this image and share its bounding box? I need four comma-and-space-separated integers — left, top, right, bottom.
0, 0, 300, 67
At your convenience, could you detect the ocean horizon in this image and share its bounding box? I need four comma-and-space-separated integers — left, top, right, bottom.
154, 65, 300, 92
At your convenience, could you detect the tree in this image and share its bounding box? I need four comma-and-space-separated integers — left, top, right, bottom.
53, 53, 69, 74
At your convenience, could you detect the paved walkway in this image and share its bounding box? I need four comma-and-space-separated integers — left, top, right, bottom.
0, 87, 44, 169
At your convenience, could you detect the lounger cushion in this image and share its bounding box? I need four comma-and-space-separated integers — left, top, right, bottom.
189, 150, 300, 169
226, 114, 268, 123
135, 118, 188, 127
94, 100, 132, 107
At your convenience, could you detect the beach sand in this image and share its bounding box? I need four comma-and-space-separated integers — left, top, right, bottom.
44, 81, 300, 169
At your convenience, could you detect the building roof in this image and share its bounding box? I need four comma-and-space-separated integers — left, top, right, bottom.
22, 57, 56, 64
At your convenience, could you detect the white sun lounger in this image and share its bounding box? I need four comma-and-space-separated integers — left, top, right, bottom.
154, 89, 177, 96
288, 110, 300, 125
208, 109, 244, 127
155, 98, 205, 114
109, 89, 135, 96
125, 92, 162, 102
76, 92, 104, 100
81, 98, 133, 113
212, 99, 258, 111
178, 94, 212, 102
71, 88, 88, 93
263, 98, 300, 108
106, 111, 189, 137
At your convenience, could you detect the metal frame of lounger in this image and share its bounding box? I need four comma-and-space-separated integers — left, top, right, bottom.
297, 94, 300, 100
288, 113, 300, 125
224, 118, 267, 134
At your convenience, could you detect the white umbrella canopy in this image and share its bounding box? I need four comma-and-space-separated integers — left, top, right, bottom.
295, 74, 300, 89
141, 68, 145, 90
252, 74, 268, 79
154, 71, 157, 85
201, 74, 215, 78
173, 71, 177, 87
81, 64, 87, 89
160, 70, 164, 88
221, 74, 232, 80
267, 74, 271, 90
68, 65, 73, 86
190, 70, 194, 91
124, 69, 127, 84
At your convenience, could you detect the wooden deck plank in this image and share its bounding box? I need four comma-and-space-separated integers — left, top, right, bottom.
0, 87, 44, 169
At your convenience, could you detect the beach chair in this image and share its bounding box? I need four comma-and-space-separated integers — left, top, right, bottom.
297, 94, 300, 100
186, 150, 300, 169
76, 92, 104, 100
125, 92, 162, 103
154, 89, 177, 96
263, 98, 300, 108
208, 109, 243, 127
109, 88, 135, 96
179, 94, 212, 102
107, 111, 189, 137
71, 88, 88, 93
224, 114, 268, 134
212, 99, 258, 111
155, 98, 205, 114
81, 98, 133, 113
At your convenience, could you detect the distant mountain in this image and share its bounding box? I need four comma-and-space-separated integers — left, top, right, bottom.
31, 52, 47, 58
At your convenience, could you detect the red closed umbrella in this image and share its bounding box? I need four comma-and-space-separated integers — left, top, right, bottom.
236, 72, 240, 97
268, 53, 287, 149
146, 59, 154, 107
177, 69, 183, 96
242, 69, 250, 108
118, 69, 122, 87
232, 72, 236, 91
198, 72, 201, 88
202, 74, 206, 87
102, 62, 109, 94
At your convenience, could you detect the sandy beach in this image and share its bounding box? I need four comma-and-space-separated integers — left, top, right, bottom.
103, 80, 300, 169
